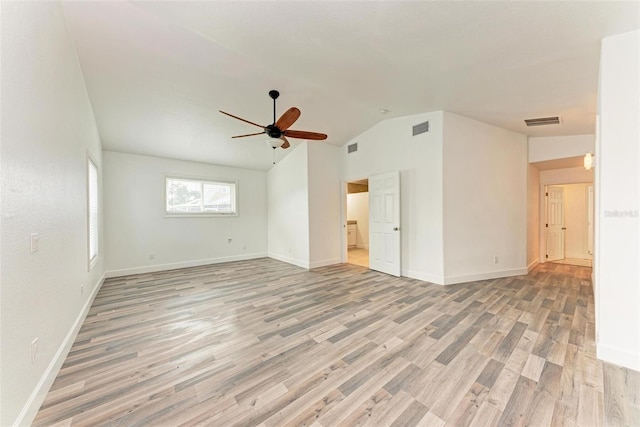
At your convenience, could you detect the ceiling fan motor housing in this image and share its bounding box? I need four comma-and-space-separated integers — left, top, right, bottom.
265, 124, 282, 138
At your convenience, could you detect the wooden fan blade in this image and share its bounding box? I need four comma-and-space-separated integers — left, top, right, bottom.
219, 110, 264, 129
280, 136, 290, 149
275, 107, 300, 131
231, 131, 266, 139
284, 129, 327, 140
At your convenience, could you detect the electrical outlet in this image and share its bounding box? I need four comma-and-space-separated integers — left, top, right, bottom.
30, 233, 40, 253
80, 283, 85, 296
493, 256, 499, 264
31, 338, 38, 364
241, 245, 246, 251
149, 253, 155, 260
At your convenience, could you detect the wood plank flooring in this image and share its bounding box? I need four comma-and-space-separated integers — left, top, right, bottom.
347, 248, 369, 268
551, 258, 593, 267
34, 259, 639, 426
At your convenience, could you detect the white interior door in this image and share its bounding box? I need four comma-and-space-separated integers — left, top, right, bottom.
369, 171, 401, 276
546, 186, 565, 262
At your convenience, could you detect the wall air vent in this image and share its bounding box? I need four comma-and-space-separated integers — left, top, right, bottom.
347, 142, 358, 153
412, 121, 429, 136
524, 116, 560, 126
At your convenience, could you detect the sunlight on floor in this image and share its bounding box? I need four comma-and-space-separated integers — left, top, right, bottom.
347, 247, 369, 268
552, 258, 592, 267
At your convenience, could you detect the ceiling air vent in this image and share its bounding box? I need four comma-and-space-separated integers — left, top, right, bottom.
347, 142, 358, 153
413, 121, 429, 136
524, 116, 560, 126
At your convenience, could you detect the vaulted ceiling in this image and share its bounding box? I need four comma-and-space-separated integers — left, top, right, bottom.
62, 1, 639, 171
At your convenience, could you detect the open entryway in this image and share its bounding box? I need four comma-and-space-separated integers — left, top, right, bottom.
346, 178, 369, 267
545, 183, 594, 267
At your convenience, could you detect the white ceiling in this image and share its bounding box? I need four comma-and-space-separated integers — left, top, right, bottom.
61, 1, 639, 171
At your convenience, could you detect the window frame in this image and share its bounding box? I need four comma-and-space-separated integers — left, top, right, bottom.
164, 176, 239, 218
87, 154, 99, 271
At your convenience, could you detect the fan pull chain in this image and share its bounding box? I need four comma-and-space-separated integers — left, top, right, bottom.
273, 146, 276, 164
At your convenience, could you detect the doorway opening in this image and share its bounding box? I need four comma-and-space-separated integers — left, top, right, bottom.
346, 179, 369, 267
545, 183, 594, 267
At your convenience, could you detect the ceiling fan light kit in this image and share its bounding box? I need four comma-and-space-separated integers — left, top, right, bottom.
267, 138, 283, 149
219, 89, 327, 154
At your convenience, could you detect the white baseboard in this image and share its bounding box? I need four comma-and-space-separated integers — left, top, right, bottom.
597, 342, 640, 372
105, 253, 268, 278
443, 267, 528, 285
270, 254, 340, 270
268, 253, 309, 269
309, 258, 341, 269
401, 269, 445, 285
565, 252, 592, 260
527, 259, 540, 273
14, 272, 105, 427
401, 267, 529, 286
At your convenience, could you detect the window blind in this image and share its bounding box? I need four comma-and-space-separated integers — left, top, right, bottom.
166, 177, 237, 215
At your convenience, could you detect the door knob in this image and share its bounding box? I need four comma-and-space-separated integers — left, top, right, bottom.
562, 227, 567, 230
393, 227, 399, 231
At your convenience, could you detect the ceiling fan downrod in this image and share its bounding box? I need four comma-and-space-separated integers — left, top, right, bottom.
269, 90, 279, 125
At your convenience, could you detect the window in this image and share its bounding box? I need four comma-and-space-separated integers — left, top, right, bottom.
166, 177, 237, 216
87, 157, 99, 268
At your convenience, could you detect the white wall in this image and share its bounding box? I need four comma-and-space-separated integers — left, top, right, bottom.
539, 166, 594, 185
527, 165, 540, 270
442, 112, 528, 284
347, 192, 369, 248
308, 143, 342, 268
343, 111, 445, 283
538, 167, 594, 263
103, 151, 267, 276
1, 2, 105, 425
267, 143, 310, 268
559, 184, 591, 260
595, 30, 640, 371
528, 134, 595, 162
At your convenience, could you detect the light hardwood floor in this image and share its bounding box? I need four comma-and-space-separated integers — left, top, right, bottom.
34, 259, 638, 426
551, 258, 593, 268
348, 247, 369, 268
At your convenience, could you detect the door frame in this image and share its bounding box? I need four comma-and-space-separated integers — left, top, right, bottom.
368, 171, 401, 276
539, 180, 594, 264
341, 173, 401, 274
587, 184, 594, 258
545, 185, 566, 262
341, 176, 370, 264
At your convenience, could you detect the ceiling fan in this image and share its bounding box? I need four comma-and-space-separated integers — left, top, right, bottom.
219, 90, 327, 149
